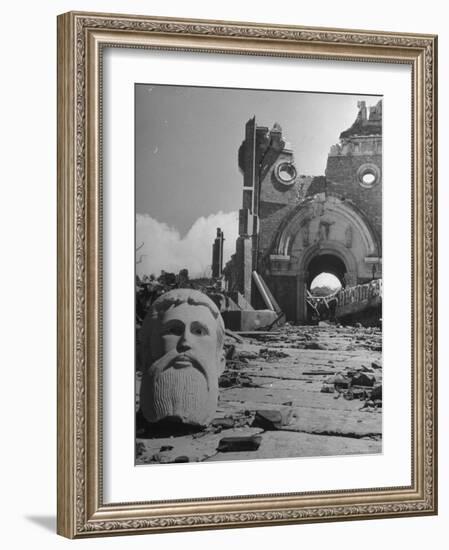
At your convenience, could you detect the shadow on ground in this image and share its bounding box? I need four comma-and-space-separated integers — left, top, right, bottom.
25, 515, 56, 533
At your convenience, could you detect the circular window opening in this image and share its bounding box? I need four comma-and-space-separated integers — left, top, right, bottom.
310, 273, 342, 296
362, 172, 376, 185
357, 163, 380, 188
275, 162, 297, 185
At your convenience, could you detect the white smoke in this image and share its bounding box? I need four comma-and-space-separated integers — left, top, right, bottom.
136, 211, 239, 279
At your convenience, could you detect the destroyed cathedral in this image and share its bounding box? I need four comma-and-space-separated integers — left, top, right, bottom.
217, 100, 382, 328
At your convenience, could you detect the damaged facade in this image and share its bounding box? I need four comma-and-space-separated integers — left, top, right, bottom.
223, 100, 383, 324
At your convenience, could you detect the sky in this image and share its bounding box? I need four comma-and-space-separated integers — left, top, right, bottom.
310, 273, 342, 291
135, 84, 380, 278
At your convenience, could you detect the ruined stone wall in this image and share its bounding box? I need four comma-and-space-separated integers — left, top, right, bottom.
257, 151, 312, 261
266, 275, 297, 321
258, 203, 295, 257
323, 100, 382, 250
325, 153, 382, 247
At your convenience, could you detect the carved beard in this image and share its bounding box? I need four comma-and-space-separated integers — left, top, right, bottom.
140, 349, 219, 427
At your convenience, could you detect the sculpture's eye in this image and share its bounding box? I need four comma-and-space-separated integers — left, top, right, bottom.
191, 322, 209, 336
162, 323, 184, 336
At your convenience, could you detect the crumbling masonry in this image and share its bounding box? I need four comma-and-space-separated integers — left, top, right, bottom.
224, 100, 382, 324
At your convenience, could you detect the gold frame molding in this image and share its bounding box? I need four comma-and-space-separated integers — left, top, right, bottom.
57, 11, 438, 538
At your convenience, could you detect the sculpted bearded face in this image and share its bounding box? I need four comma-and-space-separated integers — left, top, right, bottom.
139, 289, 226, 427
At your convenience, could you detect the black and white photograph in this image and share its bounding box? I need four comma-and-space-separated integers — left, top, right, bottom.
135, 84, 383, 465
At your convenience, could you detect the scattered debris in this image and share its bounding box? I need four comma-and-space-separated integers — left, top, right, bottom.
225, 329, 244, 344
219, 371, 255, 388
238, 350, 259, 360
320, 363, 382, 409
351, 372, 376, 387
303, 370, 335, 376
259, 347, 290, 360
343, 388, 370, 400
359, 364, 375, 373
331, 373, 352, 391
137, 323, 382, 464
370, 384, 382, 401
211, 418, 235, 429
151, 453, 173, 464
224, 344, 236, 360
304, 341, 321, 349
359, 398, 382, 411
252, 409, 293, 430
235, 331, 281, 338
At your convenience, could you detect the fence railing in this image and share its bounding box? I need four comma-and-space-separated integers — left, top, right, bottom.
306, 278, 382, 319
336, 278, 382, 307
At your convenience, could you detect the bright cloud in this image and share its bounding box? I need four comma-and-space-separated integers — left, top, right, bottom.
136, 211, 239, 279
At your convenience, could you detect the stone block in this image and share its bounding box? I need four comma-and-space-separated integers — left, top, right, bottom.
217, 435, 262, 452
221, 310, 278, 332
252, 409, 293, 430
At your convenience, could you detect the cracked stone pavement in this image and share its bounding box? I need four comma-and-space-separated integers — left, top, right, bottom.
136, 324, 382, 465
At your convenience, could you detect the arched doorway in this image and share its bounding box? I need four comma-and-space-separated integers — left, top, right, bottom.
307, 254, 346, 289
295, 242, 357, 323
266, 195, 380, 323
305, 254, 346, 322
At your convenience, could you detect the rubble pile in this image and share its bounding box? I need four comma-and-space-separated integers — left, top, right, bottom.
244, 323, 382, 352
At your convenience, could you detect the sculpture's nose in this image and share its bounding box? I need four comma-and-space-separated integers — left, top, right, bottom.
177, 328, 193, 351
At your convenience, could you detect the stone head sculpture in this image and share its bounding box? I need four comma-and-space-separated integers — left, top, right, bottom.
139, 289, 226, 427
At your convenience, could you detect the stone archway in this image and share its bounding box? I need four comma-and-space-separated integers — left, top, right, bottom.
295, 241, 358, 322
272, 195, 379, 260
307, 254, 347, 288
264, 195, 379, 323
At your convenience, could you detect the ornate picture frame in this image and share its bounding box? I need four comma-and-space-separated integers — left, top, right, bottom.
57, 11, 437, 538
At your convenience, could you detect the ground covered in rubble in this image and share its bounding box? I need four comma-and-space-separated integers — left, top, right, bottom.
136, 323, 382, 465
